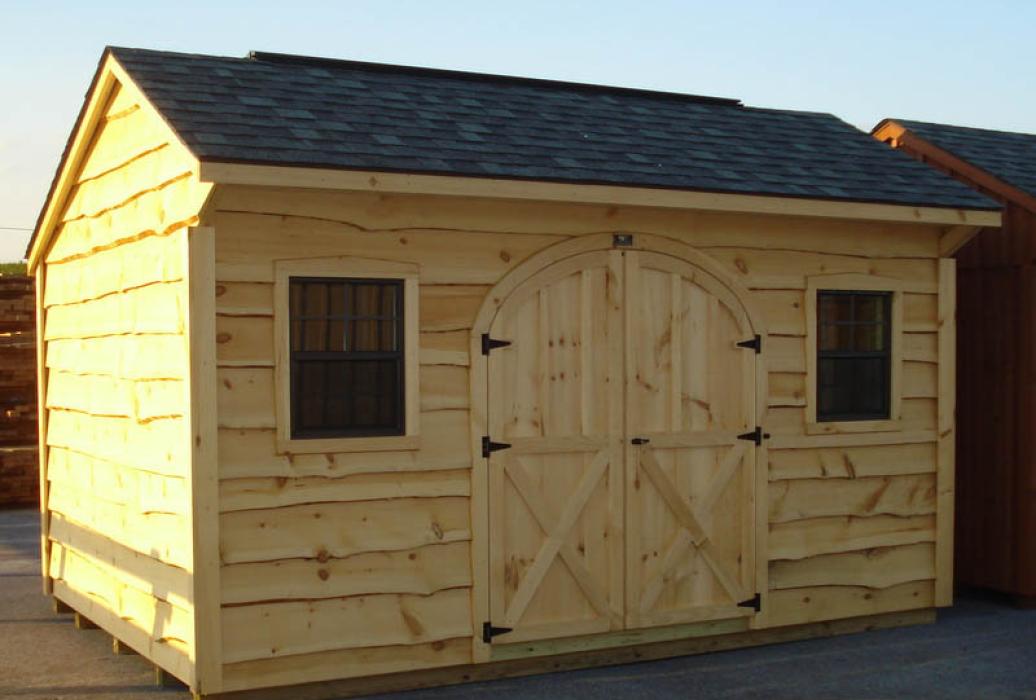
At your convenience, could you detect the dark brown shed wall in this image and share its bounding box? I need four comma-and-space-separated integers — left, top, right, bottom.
956, 202, 1036, 601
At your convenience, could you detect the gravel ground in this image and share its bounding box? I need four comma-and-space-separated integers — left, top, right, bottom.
1, 507, 1034, 700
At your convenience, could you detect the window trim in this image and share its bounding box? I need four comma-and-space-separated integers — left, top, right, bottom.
274, 256, 420, 454
805, 274, 903, 435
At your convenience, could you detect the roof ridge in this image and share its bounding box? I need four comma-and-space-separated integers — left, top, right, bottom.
245, 50, 743, 107
892, 117, 1036, 140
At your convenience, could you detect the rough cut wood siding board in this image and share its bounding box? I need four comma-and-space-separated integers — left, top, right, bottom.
46, 372, 185, 421
768, 373, 806, 408
48, 479, 191, 567
768, 442, 937, 481
53, 578, 194, 683
46, 335, 189, 380
44, 282, 186, 340
221, 541, 471, 605
50, 540, 193, 647
768, 514, 936, 561
49, 512, 192, 609
764, 580, 934, 627
903, 332, 938, 363
46, 410, 187, 477
219, 637, 472, 693
46, 175, 211, 265
220, 470, 470, 512
213, 185, 940, 257
218, 410, 470, 479
903, 293, 939, 332
769, 543, 935, 590
220, 496, 470, 565
64, 145, 193, 224
769, 474, 936, 524
767, 336, 806, 373
212, 211, 566, 285
43, 231, 187, 307
221, 588, 471, 663
766, 398, 936, 436
48, 447, 188, 515
707, 248, 940, 291
74, 97, 172, 182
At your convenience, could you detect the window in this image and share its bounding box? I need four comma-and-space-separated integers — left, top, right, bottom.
274, 257, 419, 454
805, 273, 904, 434
289, 278, 405, 438
816, 291, 892, 421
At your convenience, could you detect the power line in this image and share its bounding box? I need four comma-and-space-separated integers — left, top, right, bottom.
0, 227, 33, 231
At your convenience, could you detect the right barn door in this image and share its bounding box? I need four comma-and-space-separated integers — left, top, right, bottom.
624, 250, 758, 629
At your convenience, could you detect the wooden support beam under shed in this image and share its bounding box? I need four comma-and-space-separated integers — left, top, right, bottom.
155, 666, 187, 689
51, 598, 73, 614
113, 637, 139, 656
73, 612, 98, 630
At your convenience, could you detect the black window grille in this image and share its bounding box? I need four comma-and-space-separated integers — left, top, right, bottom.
816, 290, 892, 422
289, 277, 405, 438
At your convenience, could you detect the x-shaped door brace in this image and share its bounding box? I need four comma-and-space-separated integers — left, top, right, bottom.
637, 443, 748, 614
501, 450, 612, 628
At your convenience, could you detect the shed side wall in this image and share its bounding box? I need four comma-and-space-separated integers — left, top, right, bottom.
211, 185, 944, 691
39, 83, 210, 683
955, 203, 1036, 599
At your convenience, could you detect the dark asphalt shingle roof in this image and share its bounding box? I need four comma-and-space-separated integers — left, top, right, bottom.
891, 119, 1036, 201
108, 47, 997, 211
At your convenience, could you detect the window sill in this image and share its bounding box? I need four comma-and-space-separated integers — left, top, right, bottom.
805, 419, 903, 435
276, 434, 421, 455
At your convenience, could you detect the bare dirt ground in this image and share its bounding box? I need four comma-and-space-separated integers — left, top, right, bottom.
2, 507, 1034, 700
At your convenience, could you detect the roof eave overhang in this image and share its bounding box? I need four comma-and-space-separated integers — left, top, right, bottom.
874, 119, 1036, 216
198, 160, 1001, 229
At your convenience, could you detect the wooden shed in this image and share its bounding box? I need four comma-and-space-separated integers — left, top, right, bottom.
27, 47, 1001, 698
873, 119, 1036, 605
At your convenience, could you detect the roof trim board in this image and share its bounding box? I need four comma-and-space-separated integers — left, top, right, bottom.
199, 160, 1002, 228
873, 119, 1036, 215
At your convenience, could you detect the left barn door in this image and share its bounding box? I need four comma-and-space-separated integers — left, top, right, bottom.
486, 250, 626, 643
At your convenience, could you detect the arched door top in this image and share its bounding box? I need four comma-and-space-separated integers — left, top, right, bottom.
472, 232, 764, 339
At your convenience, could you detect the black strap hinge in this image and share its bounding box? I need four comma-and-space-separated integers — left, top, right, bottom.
631, 437, 650, 445
737, 426, 770, 445
737, 334, 761, 354
482, 621, 513, 643
738, 593, 762, 612
482, 436, 512, 458
481, 333, 512, 355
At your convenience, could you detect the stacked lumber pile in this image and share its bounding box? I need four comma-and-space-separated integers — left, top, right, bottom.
0, 275, 38, 505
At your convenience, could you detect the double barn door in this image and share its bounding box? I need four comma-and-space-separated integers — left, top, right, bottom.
486, 248, 759, 644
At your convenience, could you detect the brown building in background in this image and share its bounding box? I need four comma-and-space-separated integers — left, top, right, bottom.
873, 119, 1036, 605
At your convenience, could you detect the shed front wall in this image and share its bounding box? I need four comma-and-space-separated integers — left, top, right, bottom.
209, 185, 951, 692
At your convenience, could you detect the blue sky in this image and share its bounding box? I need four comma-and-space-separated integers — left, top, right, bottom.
2, 0, 1034, 261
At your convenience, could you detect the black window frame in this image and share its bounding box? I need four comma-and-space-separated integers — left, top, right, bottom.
816, 290, 893, 422
288, 276, 406, 439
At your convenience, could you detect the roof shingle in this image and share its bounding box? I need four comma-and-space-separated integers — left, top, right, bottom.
109, 47, 997, 211
890, 119, 1036, 201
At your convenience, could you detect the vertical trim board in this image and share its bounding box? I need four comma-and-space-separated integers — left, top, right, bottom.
187, 226, 223, 692
936, 258, 956, 606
